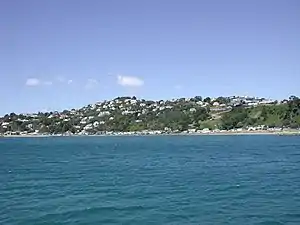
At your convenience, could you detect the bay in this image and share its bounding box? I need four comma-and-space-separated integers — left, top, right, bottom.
0, 135, 299, 225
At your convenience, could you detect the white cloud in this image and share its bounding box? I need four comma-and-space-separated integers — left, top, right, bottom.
117, 75, 144, 87
26, 78, 52, 86
25, 77, 73, 87
25, 78, 40, 86
85, 79, 99, 89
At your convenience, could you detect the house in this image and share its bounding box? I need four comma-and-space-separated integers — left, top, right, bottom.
213, 102, 220, 106
1, 122, 10, 126
202, 128, 210, 133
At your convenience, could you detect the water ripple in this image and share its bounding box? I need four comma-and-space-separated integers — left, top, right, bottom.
1, 136, 299, 225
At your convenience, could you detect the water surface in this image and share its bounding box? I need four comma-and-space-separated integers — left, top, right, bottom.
0, 135, 299, 225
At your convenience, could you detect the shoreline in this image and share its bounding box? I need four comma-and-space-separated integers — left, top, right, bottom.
1, 131, 299, 138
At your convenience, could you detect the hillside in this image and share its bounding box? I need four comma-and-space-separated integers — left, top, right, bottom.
221, 97, 300, 130
0, 96, 299, 135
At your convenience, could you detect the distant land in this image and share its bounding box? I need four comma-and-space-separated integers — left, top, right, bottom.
1, 95, 300, 136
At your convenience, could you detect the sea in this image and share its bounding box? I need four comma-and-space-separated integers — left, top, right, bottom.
0, 135, 299, 225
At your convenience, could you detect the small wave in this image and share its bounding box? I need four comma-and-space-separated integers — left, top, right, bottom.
255, 221, 284, 225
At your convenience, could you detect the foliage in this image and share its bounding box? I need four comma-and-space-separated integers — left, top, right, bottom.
1, 96, 299, 134
220, 96, 300, 130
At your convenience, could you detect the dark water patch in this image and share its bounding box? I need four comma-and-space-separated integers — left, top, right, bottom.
256, 221, 284, 225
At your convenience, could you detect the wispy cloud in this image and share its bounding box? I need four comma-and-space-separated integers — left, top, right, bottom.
25, 77, 67, 87
85, 79, 99, 89
25, 78, 41, 86
54, 76, 73, 85
57, 77, 74, 85
117, 75, 144, 87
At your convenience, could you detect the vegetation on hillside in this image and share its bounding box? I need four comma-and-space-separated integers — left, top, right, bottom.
0, 96, 299, 135
220, 96, 300, 129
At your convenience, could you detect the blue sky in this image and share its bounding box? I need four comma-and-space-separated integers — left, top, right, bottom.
1, 0, 300, 115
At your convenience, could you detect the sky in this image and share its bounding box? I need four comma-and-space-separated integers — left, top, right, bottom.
0, 0, 300, 115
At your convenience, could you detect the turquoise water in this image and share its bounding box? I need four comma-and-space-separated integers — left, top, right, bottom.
0, 136, 300, 225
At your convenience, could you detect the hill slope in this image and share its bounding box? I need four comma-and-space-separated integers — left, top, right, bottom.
0, 96, 299, 135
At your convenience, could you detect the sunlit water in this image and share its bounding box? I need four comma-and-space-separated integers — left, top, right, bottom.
1, 135, 299, 225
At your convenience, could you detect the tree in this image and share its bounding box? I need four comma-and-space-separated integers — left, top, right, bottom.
194, 96, 203, 101
220, 108, 248, 130
216, 97, 230, 105
3, 114, 10, 122
289, 95, 298, 101
204, 97, 211, 104
260, 107, 268, 121
194, 108, 210, 121
10, 112, 17, 118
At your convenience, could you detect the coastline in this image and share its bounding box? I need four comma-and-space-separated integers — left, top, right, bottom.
1, 130, 299, 138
